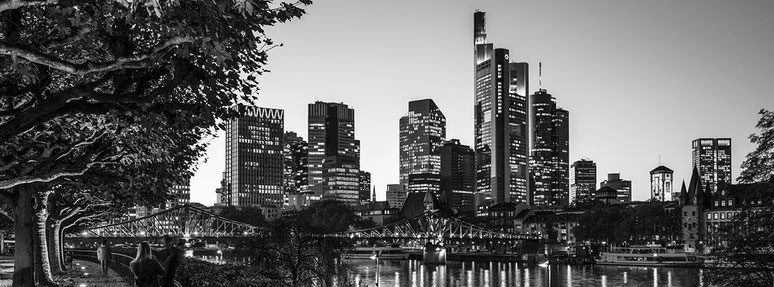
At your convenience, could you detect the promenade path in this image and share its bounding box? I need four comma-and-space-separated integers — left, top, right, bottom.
0, 256, 131, 287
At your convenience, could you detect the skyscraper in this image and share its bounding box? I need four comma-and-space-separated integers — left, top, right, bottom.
386, 184, 407, 209
399, 99, 446, 192
600, 173, 632, 203
283, 131, 308, 194
359, 170, 371, 205
223, 106, 285, 207
440, 139, 476, 213
473, 11, 530, 208
166, 177, 190, 208
530, 87, 570, 206
650, 165, 674, 201
570, 159, 596, 205
692, 138, 732, 193
308, 102, 361, 205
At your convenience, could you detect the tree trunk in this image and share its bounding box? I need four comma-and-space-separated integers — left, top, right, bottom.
33, 191, 56, 286
48, 222, 63, 273
11, 189, 34, 287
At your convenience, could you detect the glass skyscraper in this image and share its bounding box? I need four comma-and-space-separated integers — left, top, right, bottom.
223, 106, 285, 207
399, 99, 446, 194
692, 138, 732, 193
473, 11, 530, 208
308, 101, 361, 205
529, 88, 569, 206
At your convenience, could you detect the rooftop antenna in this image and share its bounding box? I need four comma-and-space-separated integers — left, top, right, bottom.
539, 62, 543, 90
658, 155, 661, 165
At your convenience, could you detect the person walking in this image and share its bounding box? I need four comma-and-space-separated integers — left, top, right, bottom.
157, 235, 183, 287
96, 239, 111, 275
130, 241, 165, 287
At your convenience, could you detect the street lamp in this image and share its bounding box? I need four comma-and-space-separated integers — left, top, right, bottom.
370, 251, 381, 286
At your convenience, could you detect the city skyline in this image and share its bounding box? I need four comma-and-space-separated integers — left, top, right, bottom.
190, 1, 773, 205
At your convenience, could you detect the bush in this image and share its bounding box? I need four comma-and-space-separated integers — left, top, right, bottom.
176, 258, 276, 287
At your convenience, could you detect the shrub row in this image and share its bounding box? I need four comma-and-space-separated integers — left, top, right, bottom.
176, 258, 278, 287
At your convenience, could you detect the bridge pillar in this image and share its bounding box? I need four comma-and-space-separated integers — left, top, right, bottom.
422, 241, 446, 264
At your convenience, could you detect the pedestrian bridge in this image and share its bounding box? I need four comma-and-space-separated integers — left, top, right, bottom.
77, 204, 259, 239
330, 210, 539, 242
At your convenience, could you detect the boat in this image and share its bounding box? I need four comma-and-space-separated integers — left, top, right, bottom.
343, 246, 410, 260
597, 245, 702, 267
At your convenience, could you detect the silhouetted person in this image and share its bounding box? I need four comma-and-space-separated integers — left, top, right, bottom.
130, 241, 165, 287
96, 239, 111, 275
157, 235, 183, 287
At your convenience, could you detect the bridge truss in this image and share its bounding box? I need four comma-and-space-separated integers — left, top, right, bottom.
333, 210, 538, 242
80, 204, 258, 238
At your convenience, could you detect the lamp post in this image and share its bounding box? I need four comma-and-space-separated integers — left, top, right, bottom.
370, 251, 381, 286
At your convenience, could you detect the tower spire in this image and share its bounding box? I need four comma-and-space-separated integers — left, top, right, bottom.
372, 186, 376, 202
539, 62, 543, 90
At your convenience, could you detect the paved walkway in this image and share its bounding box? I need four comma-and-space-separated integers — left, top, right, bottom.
69, 259, 132, 287
0, 256, 131, 287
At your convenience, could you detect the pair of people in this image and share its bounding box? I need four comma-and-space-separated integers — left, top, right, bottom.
130, 235, 183, 287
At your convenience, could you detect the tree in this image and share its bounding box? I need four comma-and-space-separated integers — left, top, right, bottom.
705, 109, 774, 286
739, 109, 774, 183
1, 0, 311, 285
234, 215, 352, 287
299, 200, 369, 234
219, 206, 265, 227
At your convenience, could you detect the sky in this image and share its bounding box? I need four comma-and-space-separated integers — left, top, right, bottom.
190, 0, 774, 205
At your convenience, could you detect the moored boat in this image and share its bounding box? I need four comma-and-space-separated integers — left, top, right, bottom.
343, 246, 410, 260
597, 245, 702, 267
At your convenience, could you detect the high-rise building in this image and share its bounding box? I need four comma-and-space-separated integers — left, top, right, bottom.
650, 165, 674, 201
223, 106, 285, 207
570, 159, 596, 205
166, 177, 190, 208
283, 132, 308, 194
692, 138, 732, 193
308, 102, 361, 205
399, 99, 446, 191
530, 87, 570, 206
440, 139, 476, 213
600, 173, 632, 203
473, 11, 530, 208
386, 184, 407, 209
359, 171, 371, 205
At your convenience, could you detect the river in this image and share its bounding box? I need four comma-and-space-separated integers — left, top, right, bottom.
346, 259, 704, 287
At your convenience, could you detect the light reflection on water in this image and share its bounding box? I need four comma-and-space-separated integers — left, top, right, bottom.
345, 259, 702, 287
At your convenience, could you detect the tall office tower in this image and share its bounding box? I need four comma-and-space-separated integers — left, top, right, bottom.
386, 184, 408, 209
530, 87, 570, 206
692, 138, 732, 193
650, 165, 674, 201
166, 177, 191, 208
399, 99, 446, 191
600, 173, 632, 202
223, 107, 285, 207
308, 102, 361, 205
569, 159, 597, 205
440, 139, 476, 213
359, 171, 371, 205
283, 132, 308, 194
473, 11, 530, 208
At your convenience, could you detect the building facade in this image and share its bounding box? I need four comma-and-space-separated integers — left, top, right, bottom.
399, 99, 446, 192
692, 138, 732, 193
650, 165, 674, 201
359, 170, 371, 205
308, 102, 361, 205
600, 173, 632, 203
570, 159, 597, 205
166, 177, 191, 208
386, 184, 407, 209
529, 88, 570, 207
222, 106, 285, 207
440, 139, 476, 213
473, 11, 530, 208
283, 132, 308, 194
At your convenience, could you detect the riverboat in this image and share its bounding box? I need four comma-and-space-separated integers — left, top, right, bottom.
343, 246, 410, 260
597, 246, 702, 267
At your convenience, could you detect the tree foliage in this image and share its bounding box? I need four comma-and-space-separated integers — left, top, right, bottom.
739, 109, 774, 183
219, 206, 265, 227
573, 203, 681, 245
